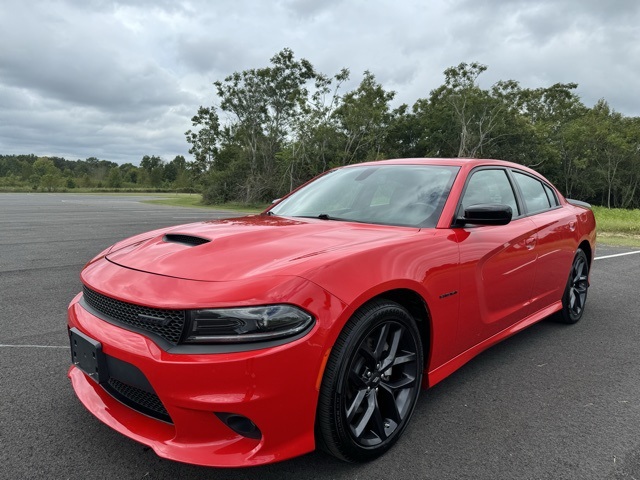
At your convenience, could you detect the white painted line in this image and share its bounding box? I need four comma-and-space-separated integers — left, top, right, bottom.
0, 344, 67, 349
594, 251, 640, 260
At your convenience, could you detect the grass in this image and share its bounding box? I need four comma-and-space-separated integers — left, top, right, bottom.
142, 194, 268, 213
68, 191, 190, 196
0, 187, 194, 194
592, 206, 640, 247
0, 188, 266, 213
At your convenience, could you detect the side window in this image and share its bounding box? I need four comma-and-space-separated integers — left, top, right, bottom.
543, 183, 559, 207
461, 169, 519, 216
512, 171, 552, 214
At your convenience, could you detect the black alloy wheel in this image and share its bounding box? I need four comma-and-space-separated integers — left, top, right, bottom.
316, 300, 423, 462
559, 249, 589, 324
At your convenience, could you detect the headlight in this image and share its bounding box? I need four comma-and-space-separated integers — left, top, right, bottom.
184, 305, 314, 344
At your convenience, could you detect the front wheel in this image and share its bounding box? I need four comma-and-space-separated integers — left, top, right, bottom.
316, 300, 424, 462
558, 249, 590, 324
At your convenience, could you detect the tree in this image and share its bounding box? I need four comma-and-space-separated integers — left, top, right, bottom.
587, 101, 630, 208
32, 157, 62, 191
119, 163, 140, 184
40, 172, 62, 191
164, 155, 187, 183
513, 82, 587, 191
282, 67, 350, 188
333, 71, 396, 164
185, 107, 220, 180
107, 167, 123, 188
618, 117, 640, 208
140, 155, 165, 187
212, 48, 318, 201
181, 51, 640, 208
424, 62, 514, 158
384, 104, 425, 159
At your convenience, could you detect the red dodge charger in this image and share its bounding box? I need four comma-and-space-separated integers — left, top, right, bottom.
68, 158, 596, 466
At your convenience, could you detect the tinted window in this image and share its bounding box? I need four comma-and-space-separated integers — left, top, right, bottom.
461, 169, 519, 216
543, 183, 559, 207
512, 171, 552, 214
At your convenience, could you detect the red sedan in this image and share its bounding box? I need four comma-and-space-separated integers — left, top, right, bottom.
67, 158, 596, 466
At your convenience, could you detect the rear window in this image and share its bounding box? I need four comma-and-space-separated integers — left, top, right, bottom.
512, 171, 553, 214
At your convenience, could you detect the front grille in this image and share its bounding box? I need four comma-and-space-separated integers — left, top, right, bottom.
105, 377, 172, 423
82, 286, 186, 345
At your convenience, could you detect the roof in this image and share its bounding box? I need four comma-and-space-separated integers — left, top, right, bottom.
350, 157, 529, 169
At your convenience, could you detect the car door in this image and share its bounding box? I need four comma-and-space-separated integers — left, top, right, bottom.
510, 170, 575, 314
453, 168, 539, 352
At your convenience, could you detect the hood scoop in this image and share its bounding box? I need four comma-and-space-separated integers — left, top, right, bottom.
163, 233, 211, 247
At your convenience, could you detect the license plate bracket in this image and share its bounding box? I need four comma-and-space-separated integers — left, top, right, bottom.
69, 328, 108, 384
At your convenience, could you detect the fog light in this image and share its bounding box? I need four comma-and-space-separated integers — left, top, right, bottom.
215, 412, 262, 440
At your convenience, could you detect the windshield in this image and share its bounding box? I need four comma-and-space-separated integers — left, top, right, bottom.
269, 164, 459, 228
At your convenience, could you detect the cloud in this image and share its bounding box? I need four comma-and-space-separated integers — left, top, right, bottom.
0, 0, 639, 164
0, 0, 200, 162
0, 2, 193, 111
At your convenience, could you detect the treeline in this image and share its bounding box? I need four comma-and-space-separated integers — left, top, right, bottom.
3, 49, 639, 208
187, 49, 640, 208
0, 154, 197, 192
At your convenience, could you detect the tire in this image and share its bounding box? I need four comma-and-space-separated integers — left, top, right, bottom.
558, 249, 590, 324
316, 300, 424, 462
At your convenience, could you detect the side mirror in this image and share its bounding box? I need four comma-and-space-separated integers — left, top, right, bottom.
456, 204, 512, 226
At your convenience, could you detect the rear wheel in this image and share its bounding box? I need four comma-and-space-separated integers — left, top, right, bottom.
316, 300, 423, 462
558, 249, 589, 324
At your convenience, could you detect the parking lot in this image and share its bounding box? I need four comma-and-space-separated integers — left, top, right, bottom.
1, 193, 639, 479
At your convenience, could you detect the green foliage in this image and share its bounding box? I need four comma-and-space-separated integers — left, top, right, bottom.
333, 71, 396, 164
202, 170, 236, 204
208, 48, 321, 202
2, 51, 640, 209
30, 157, 63, 191
40, 172, 62, 191
184, 51, 640, 209
185, 107, 220, 180
107, 167, 123, 188
143, 195, 267, 212
0, 153, 198, 193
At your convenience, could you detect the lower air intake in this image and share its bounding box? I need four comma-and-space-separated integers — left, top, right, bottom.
105, 377, 172, 423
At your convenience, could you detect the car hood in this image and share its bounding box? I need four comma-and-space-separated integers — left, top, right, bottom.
105, 215, 419, 282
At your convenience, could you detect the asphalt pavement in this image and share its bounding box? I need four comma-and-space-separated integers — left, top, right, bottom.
1, 193, 639, 480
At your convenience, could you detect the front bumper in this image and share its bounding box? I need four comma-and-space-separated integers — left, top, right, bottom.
67, 279, 344, 467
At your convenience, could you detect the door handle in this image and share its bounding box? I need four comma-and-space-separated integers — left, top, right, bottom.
569, 221, 577, 232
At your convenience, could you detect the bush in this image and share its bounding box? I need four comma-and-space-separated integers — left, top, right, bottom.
202, 169, 239, 204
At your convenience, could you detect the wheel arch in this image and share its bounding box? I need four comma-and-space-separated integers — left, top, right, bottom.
578, 239, 593, 266
314, 288, 429, 461
368, 288, 431, 371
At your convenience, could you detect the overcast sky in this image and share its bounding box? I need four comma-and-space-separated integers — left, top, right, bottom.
1, 0, 639, 165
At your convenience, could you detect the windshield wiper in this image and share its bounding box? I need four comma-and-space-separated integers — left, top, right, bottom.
293, 213, 345, 221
